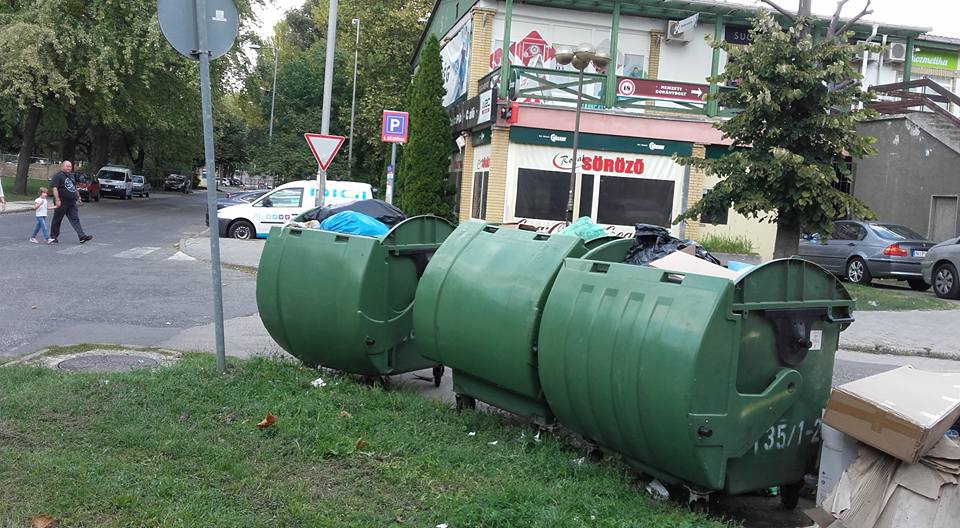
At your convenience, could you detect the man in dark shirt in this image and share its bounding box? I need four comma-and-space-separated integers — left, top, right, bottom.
49, 161, 93, 244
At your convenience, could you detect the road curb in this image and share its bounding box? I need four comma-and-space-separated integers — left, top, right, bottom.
840, 342, 960, 361
178, 233, 261, 273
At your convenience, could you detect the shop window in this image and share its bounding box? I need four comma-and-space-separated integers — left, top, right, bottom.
579, 174, 594, 219
471, 171, 489, 220
700, 187, 729, 225
596, 176, 675, 227
515, 168, 569, 221
623, 54, 647, 79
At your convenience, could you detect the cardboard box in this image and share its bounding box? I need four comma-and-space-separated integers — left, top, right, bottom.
823, 366, 960, 464
648, 250, 740, 281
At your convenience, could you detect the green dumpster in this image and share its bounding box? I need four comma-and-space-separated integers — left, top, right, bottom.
414, 221, 588, 422
537, 252, 854, 497
256, 215, 455, 377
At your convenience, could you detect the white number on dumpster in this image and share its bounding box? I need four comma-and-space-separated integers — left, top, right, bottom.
753, 418, 821, 454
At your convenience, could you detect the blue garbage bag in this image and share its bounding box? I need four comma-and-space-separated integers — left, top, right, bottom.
318, 210, 390, 237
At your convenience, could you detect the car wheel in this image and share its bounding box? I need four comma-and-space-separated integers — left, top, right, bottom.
846, 257, 872, 284
228, 220, 255, 240
933, 263, 960, 299
907, 279, 930, 292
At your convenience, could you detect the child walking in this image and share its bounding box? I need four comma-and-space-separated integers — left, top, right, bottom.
30, 187, 51, 243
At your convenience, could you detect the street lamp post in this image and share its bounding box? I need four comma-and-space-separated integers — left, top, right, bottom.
555, 44, 610, 223
251, 44, 279, 143
347, 18, 360, 180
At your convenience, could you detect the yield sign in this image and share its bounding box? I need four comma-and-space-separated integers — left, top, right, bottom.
304, 133, 346, 171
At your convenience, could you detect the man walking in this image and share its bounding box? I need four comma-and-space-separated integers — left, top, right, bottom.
49, 161, 93, 244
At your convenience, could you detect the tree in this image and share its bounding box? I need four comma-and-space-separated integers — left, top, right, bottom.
675, 1, 878, 258
396, 35, 454, 219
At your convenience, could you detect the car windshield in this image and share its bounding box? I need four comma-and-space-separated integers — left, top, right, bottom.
132, 176, 143, 183
99, 170, 125, 181
168, 175, 185, 181
870, 224, 925, 240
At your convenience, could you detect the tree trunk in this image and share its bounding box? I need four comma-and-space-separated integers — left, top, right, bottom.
60, 109, 79, 163
89, 124, 111, 176
774, 222, 802, 259
13, 105, 42, 195
134, 146, 145, 173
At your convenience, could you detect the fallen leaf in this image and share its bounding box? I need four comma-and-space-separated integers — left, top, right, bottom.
339, 410, 352, 418
355, 438, 369, 450
256, 412, 277, 429
224, 413, 236, 424
31, 516, 57, 528
178, 411, 190, 422
394, 515, 405, 523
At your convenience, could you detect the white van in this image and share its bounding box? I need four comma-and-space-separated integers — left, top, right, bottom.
96, 165, 134, 200
216, 179, 374, 240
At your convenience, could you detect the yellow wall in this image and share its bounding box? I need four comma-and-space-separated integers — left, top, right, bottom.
698, 171, 778, 260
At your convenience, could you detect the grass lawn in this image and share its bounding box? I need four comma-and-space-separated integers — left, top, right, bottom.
0, 175, 47, 202
0, 353, 729, 528
845, 281, 958, 311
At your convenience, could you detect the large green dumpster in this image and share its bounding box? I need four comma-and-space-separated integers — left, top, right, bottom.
414, 221, 588, 422
537, 252, 854, 496
257, 215, 455, 377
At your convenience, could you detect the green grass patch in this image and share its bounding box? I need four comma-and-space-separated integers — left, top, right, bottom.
0, 355, 729, 527
697, 234, 754, 255
0, 175, 46, 202
846, 281, 958, 311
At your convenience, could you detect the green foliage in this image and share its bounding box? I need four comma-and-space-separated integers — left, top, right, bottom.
0, 354, 730, 527
397, 35, 454, 219
675, 11, 877, 245
697, 233, 755, 255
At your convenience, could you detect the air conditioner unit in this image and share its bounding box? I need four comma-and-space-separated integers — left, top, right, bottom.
664, 20, 692, 43
886, 42, 907, 62
852, 40, 880, 62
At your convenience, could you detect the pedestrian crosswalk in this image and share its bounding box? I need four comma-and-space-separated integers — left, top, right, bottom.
112, 246, 160, 259
5, 240, 204, 263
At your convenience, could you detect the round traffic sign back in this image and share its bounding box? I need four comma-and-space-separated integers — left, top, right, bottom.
158, 0, 239, 61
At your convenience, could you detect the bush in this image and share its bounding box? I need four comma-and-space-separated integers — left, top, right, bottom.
698, 233, 754, 254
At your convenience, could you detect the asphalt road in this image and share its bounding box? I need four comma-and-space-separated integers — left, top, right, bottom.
0, 191, 258, 359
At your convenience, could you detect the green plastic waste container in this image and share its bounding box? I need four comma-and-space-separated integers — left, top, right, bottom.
257, 215, 454, 378
537, 250, 854, 497
414, 221, 588, 422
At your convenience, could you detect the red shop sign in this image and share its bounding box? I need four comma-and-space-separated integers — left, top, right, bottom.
582, 155, 645, 175
617, 78, 709, 103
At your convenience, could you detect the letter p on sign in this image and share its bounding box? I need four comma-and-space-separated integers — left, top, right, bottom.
381, 110, 409, 144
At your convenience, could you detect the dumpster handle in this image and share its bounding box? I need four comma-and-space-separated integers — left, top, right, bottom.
290, 228, 302, 236
825, 314, 855, 324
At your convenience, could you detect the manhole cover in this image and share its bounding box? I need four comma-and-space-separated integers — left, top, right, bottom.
57, 354, 159, 373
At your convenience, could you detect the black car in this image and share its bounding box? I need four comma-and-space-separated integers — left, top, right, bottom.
164, 174, 192, 193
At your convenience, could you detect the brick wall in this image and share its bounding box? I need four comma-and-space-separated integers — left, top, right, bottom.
648, 32, 662, 80
484, 127, 509, 222
468, 8, 496, 97
684, 143, 706, 240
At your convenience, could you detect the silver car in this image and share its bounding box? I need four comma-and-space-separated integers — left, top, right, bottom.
921, 236, 960, 299
132, 175, 150, 198
797, 221, 934, 290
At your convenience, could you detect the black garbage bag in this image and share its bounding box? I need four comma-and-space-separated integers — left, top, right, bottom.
301, 199, 406, 226
623, 223, 721, 266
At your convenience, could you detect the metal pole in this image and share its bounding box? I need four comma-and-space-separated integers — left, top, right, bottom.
317, 0, 338, 206
386, 143, 396, 204
268, 46, 278, 143
195, 0, 226, 373
566, 67, 585, 222
347, 19, 360, 180
499, 0, 514, 99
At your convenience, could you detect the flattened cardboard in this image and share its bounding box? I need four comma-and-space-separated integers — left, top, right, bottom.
823, 367, 960, 464
648, 251, 740, 280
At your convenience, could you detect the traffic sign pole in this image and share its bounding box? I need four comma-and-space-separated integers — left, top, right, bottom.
387, 144, 397, 204
196, 0, 227, 373
318, 0, 339, 207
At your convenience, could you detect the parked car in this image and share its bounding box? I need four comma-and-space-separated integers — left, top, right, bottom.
75, 173, 100, 202
921, 236, 960, 299
132, 175, 150, 198
797, 220, 934, 290
96, 165, 134, 200
164, 174, 191, 193
217, 179, 373, 240
218, 189, 268, 210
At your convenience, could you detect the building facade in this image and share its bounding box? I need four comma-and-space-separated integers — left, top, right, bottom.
417, 0, 944, 258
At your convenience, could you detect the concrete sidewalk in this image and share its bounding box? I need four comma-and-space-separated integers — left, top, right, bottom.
179, 233, 960, 359
0, 200, 38, 214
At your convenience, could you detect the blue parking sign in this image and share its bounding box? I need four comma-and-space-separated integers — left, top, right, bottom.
381, 110, 409, 144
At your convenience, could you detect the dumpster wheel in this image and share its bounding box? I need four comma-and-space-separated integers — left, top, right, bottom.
455, 394, 476, 412
432, 366, 445, 387
779, 481, 802, 510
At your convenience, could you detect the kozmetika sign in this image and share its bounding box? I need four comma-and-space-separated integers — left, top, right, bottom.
912, 47, 959, 71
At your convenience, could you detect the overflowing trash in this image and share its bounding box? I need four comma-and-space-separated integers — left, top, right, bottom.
318, 211, 390, 237
300, 198, 406, 227
809, 367, 960, 528
624, 224, 720, 266
559, 216, 607, 241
